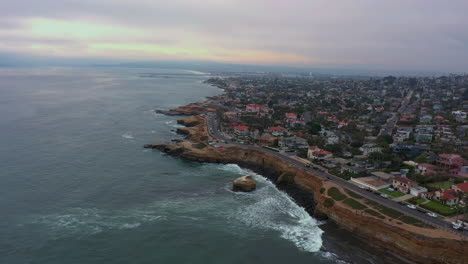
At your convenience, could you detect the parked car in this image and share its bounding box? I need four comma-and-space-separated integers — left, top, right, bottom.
380, 194, 389, 199
387, 188, 395, 192
451, 222, 463, 230
398, 201, 406, 205
407, 204, 417, 209
427, 212, 437, 218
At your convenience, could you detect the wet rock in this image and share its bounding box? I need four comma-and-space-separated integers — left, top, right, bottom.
232, 175, 256, 192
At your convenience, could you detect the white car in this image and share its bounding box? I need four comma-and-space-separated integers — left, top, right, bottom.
380, 194, 388, 199
427, 212, 437, 218
407, 204, 417, 209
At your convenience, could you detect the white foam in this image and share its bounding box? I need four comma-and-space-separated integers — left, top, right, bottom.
122, 132, 135, 139
165, 120, 184, 128
223, 164, 324, 252
30, 207, 164, 237
320, 252, 349, 264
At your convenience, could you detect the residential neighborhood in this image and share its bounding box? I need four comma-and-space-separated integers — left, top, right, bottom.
205, 74, 468, 223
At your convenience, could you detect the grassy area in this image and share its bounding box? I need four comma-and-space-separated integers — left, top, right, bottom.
345, 189, 363, 199
327, 187, 347, 201
192, 143, 207, 149
379, 188, 405, 198
365, 209, 385, 219
427, 181, 452, 190
398, 215, 435, 229
378, 206, 403, 219
364, 199, 403, 218
407, 197, 425, 205
421, 201, 457, 216
343, 198, 367, 210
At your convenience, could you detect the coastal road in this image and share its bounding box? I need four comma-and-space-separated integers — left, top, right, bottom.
206, 113, 467, 238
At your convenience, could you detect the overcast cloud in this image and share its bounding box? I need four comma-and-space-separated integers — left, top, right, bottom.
1, 0, 467, 71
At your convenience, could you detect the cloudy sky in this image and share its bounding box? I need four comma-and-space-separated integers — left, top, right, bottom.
1, 0, 468, 71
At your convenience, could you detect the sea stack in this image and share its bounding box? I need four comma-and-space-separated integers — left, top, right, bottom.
232, 175, 256, 192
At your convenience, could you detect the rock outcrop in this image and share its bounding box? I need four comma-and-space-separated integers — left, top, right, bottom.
232, 175, 256, 192
145, 114, 468, 264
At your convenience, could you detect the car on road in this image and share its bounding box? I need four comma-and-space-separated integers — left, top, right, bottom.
407, 204, 417, 209
427, 212, 437, 218
380, 194, 389, 199
305, 163, 310, 167
398, 201, 406, 205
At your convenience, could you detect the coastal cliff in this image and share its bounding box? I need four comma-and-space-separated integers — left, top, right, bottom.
146, 114, 468, 264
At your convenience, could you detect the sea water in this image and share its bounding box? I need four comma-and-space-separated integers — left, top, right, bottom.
0, 67, 372, 264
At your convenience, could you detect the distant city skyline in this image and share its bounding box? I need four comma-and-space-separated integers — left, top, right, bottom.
1, 0, 468, 72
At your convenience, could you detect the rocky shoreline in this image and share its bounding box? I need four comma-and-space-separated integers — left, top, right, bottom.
146, 104, 468, 264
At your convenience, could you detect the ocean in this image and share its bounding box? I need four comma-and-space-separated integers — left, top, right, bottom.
0, 67, 385, 264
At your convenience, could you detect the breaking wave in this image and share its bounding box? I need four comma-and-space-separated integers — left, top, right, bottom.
220, 164, 324, 252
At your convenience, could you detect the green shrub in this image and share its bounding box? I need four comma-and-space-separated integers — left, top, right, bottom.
320, 187, 325, 194
192, 143, 207, 149
327, 187, 347, 201
343, 198, 367, 210
324, 198, 335, 208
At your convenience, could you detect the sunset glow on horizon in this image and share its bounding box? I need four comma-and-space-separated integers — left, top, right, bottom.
1, 0, 468, 71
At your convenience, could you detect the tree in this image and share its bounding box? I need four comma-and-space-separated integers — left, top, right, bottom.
306, 122, 321, 135
377, 135, 393, 147
414, 154, 428, 164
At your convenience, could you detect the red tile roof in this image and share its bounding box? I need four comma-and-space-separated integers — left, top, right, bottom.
269, 126, 285, 131
393, 176, 417, 186
454, 182, 468, 192
439, 189, 457, 200
234, 125, 249, 131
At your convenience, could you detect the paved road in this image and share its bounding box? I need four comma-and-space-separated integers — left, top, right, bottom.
379, 90, 413, 136
206, 113, 467, 238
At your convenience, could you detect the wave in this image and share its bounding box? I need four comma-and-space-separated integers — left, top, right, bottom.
122, 132, 135, 139
221, 164, 324, 252
165, 120, 184, 128
29, 207, 165, 238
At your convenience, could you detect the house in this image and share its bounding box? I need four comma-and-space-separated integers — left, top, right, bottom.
452, 182, 468, 193
234, 125, 249, 137
311, 150, 333, 159
371, 171, 393, 182
392, 176, 418, 194
410, 186, 428, 196
338, 121, 349, 128
351, 176, 390, 191
341, 165, 367, 176
268, 126, 286, 136
224, 111, 239, 119
258, 134, 277, 146
279, 136, 308, 149
437, 154, 466, 168
246, 104, 270, 113
359, 144, 382, 156
307, 146, 333, 160
285, 113, 298, 119
416, 163, 438, 175
426, 189, 460, 206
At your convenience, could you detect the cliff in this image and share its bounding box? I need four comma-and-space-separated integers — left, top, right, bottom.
145, 116, 468, 264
